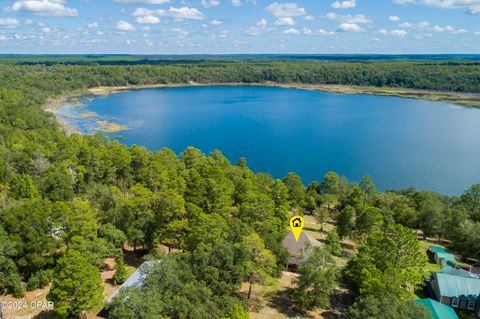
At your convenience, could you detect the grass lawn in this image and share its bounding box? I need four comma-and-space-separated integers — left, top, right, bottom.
301, 215, 357, 267
247, 271, 330, 319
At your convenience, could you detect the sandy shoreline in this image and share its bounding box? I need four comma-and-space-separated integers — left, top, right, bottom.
44, 82, 480, 135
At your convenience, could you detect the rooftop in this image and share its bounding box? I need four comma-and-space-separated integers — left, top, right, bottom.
434, 272, 480, 301
443, 266, 480, 279
430, 246, 456, 262
416, 298, 459, 319
282, 232, 322, 265
106, 260, 159, 303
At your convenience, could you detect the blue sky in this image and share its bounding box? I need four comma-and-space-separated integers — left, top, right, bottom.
0, 0, 479, 54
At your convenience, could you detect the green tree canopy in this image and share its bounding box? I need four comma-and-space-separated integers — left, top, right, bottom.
346, 224, 427, 300
291, 247, 339, 311
48, 250, 103, 318
347, 295, 432, 319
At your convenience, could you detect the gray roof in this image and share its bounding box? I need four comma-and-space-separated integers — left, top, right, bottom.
282, 232, 322, 265
106, 260, 159, 303
443, 266, 480, 279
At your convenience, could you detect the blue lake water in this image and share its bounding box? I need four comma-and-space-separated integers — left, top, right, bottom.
65, 86, 480, 195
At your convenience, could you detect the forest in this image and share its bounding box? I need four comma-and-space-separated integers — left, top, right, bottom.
0, 57, 479, 318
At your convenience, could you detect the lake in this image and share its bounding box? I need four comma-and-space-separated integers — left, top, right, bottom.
60, 86, 480, 195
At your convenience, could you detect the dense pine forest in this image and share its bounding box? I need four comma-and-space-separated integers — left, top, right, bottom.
0, 57, 479, 318
2, 56, 480, 92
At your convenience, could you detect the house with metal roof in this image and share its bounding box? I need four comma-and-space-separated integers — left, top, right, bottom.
430, 272, 480, 317
416, 298, 459, 319
282, 232, 322, 266
429, 246, 456, 266
106, 260, 158, 304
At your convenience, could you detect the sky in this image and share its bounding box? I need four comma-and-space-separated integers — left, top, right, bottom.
0, 0, 479, 54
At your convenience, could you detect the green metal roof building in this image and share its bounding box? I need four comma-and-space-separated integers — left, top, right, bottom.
416, 298, 459, 319
429, 246, 456, 265
430, 272, 480, 317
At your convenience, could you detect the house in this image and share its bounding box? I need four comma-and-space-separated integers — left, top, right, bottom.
106, 260, 159, 304
429, 246, 456, 266
282, 232, 322, 266
429, 272, 480, 317
416, 298, 459, 319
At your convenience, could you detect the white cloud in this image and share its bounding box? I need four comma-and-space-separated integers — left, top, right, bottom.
433, 24, 454, 32
133, 8, 154, 16
132, 7, 203, 21
301, 27, 334, 35
326, 12, 371, 24
282, 27, 300, 35
302, 27, 313, 35
266, 2, 306, 17
418, 21, 430, 28
389, 15, 400, 21
318, 28, 334, 35
337, 22, 365, 32
0, 35, 8, 41
431, 24, 467, 33
116, 20, 136, 31
303, 15, 315, 20
393, 0, 415, 4
399, 22, 413, 28
257, 18, 268, 28
114, 0, 170, 3
390, 29, 407, 36
331, 0, 356, 9
452, 28, 468, 34
168, 28, 189, 38
9, 0, 78, 17
474, 31, 480, 35
232, 0, 241, 5
167, 7, 204, 20
201, 0, 220, 8
445, 25, 454, 32
211, 19, 222, 25
392, 0, 480, 15
136, 15, 160, 24
377, 29, 388, 35
87, 22, 98, 28
469, 5, 480, 13
246, 26, 261, 35
41, 26, 50, 33
0, 18, 20, 28
275, 17, 295, 25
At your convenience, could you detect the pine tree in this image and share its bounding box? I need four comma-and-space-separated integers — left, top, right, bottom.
112, 256, 128, 286
48, 250, 103, 318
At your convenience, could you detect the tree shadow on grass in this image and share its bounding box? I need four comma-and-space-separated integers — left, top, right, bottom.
33, 310, 61, 319
124, 250, 146, 268
266, 286, 352, 319
266, 287, 314, 318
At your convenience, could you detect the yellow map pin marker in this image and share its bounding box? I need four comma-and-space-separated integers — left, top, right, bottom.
289, 215, 304, 241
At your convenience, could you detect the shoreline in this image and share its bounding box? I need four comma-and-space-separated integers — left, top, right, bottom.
87, 82, 480, 108
44, 82, 480, 134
